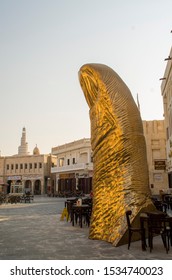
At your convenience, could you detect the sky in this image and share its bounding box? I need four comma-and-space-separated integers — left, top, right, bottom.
0, 0, 172, 156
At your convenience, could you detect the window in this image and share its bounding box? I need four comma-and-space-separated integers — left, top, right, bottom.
6, 164, 9, 170
167, 127, 169, 140
72, 158, 76, 164
34, 163, 37, 169
39, 163, 42, 169
20, 164, 23, 169
80, 152, 87, 162
11, 164, 14, 170
151, 140, 159, 147
67, 159, 70, 165
25, 163, 27, 169
152, 149, 160, 159
16, 164, 18, 169
59, 158, 64, 167
29, 163, 32, 169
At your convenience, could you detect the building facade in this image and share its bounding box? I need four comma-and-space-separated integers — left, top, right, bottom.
161, 46, 172, 188
143, 120, 168, 194
51, 138, 93, 194
0, 128, 57, 195
51, 125, 168, 196
1, 120, 169, 196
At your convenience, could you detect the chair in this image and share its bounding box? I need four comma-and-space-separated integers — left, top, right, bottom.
153, 200, 167, 213
167, 217, 172, 247
147, 212, 170, 253
66, 198, 78, 222
164, 195, 172, 210
126, 210, 145, 249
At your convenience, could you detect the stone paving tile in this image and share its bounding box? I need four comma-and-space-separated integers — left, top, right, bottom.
0, 196, 172, 260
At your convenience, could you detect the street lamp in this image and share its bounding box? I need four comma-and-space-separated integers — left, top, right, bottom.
164, 56, 172, 61
159, 77, 166, 81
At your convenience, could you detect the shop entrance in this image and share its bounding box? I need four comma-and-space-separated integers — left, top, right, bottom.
34, 180, 41, 195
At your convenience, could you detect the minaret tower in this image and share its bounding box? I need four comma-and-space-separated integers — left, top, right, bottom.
18, 127, 29, 155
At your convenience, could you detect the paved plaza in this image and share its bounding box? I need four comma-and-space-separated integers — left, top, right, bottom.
0, 196, 172, 260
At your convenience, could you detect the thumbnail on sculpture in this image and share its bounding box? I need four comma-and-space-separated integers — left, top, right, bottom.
78, 63, 154, 246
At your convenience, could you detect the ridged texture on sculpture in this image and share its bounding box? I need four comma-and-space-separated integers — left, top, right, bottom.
79, 63, 155, 246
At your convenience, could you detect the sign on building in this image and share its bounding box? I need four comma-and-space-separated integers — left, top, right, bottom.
154, 160, 166, 170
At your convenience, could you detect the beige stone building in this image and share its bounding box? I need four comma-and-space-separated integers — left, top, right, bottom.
51, 138, 93, 194
1, 120, 168, 196
161, 46, 172, 188
0, 128, 57, 195
143, 120, 168, 195
51, 125, 168, 196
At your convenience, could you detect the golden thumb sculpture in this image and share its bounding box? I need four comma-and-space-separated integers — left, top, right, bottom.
78, 63, 155, 246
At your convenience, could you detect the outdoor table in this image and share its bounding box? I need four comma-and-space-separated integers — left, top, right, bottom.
24, 196, 31, 203
65, 197, 77, 207
71, 204, 91, 228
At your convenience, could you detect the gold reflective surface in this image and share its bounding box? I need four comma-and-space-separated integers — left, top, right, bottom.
79, 64, 154, 246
